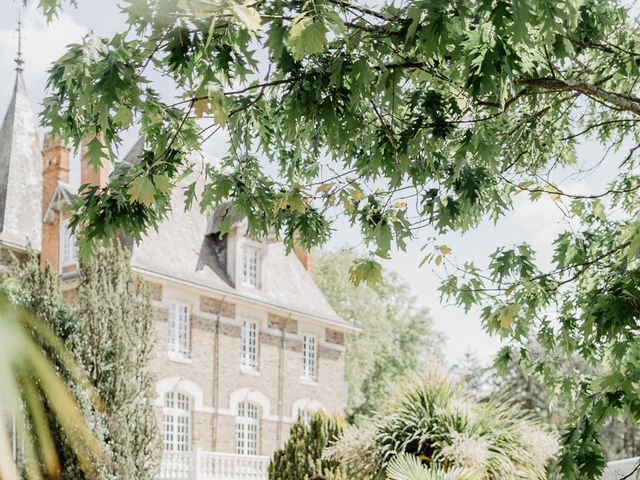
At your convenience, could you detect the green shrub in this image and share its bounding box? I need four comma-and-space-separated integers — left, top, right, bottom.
326, 364, 559, 479
269, 411, 348, 480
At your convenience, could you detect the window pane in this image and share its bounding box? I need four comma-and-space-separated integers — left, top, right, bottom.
241, 320, 258, 369
303, 335, 317, 380
163, 392, 191, 452
62, 218, 78, 265
243, 248, 259, 287
236, 402, 259, 455
168, 304, 189, 356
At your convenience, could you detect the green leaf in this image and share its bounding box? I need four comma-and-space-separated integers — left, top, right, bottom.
348, 258, 383, 287
627, 230, 640, 261
153, 175, 171, 194
113, 107, 133, 128
230, 3, 261, 32
208, 87, 228, 127
288, 15, 328, 60
127, 176, 156, 207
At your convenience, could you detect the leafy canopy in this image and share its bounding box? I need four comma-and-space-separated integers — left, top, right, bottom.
313, 249, 442, 419
38, 0, 640, 476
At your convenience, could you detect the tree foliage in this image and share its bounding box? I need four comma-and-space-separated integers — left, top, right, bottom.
4, 247, 158, 479
37, 0, 640, 476
313, 249, 442, 419
73, 245, 159, 479
455, 350, 640, 464
269, 411, 347, 480
325, 363, 559, 480
2, 253, 105, 479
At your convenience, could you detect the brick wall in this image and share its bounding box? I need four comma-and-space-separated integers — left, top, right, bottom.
149, 280, 347, 456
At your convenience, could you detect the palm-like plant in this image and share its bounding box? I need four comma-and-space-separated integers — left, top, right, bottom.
0, 293, 101, 479
326, 363, 559, 479
386, 453, 475, 480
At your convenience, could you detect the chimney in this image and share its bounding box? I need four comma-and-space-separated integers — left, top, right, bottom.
41, 133, 70, 270
294, 245, 312, 274
80, 133, 110, 187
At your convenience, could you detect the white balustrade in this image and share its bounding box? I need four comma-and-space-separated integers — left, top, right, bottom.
159, 450, 270, 480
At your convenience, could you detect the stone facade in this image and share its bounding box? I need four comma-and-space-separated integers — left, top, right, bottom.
148, 282, 347, 455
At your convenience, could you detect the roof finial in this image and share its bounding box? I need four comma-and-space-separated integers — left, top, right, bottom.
15, 14, 24, 72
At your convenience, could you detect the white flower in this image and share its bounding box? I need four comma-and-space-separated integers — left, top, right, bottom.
520, 428, 559, 462
439, 432, 490, 468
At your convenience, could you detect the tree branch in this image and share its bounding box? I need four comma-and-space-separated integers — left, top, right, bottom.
516, 77, 640, 117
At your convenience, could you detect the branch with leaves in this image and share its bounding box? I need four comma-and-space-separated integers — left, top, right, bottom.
37, 0, 640, 476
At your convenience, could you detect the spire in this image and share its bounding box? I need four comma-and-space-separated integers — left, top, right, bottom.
15, 16, 24, 72
0, 40, 43, 251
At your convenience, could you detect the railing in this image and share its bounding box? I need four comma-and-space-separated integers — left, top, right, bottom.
159, 450, 270, 480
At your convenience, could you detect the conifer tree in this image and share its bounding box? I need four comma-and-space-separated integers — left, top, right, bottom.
269, 411, 347, 480
3, 251, 111, 479
73, 244, 159, 479
4, 245, 159, 479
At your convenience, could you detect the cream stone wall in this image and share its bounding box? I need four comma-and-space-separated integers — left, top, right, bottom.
146, 277, 347, 456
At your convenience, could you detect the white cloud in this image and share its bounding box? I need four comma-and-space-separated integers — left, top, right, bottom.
509, 179, 593, 266
0, 5, 87, 112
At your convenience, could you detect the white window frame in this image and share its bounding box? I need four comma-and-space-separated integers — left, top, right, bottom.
242, 246, 260, 288
302, 334, 317, 381
241, 319, 259, 371
168, 303, 190, 358
60, 216, 78, 268
236, 401, 259, 455
163, 391, 191, 452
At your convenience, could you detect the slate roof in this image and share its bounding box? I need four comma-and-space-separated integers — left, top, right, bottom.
126, 146, 351, 330
0, 72, 42, 251
602, 457, 639, 480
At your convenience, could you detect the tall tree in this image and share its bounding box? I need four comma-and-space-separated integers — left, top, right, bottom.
73, 245, 159, 479
39, 0, 640, 476
3, 253, 106, 479
314, 250, 442, 419
4, 247, 159, 479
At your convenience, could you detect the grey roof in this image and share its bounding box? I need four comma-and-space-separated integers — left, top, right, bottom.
123, 136, 144, 165
602, 457, 639, 480
129, 160, 350, 329
43, 180, 76, 224
0, 72, 42, 251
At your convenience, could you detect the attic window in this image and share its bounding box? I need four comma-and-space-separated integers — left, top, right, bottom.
242, 246, 260, 287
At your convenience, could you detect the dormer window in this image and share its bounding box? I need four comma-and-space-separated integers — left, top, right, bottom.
242, 246, 260, 287
61, 217, 78, 267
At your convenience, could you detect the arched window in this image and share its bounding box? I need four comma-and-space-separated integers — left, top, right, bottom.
163, 391, 191, 452
236, 401, 259, 455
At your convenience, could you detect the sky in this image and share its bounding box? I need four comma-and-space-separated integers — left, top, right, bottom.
0, 1, 624, 366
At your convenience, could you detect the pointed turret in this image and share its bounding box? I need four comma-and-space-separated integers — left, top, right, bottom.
0, 29, 43, 253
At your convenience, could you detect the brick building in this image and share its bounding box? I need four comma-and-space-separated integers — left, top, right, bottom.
1, 53, 353, 478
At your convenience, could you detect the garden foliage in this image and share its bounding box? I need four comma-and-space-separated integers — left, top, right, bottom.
269, 411, 347, 480
325, 364, 558, 479
4, 246, 158, 479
